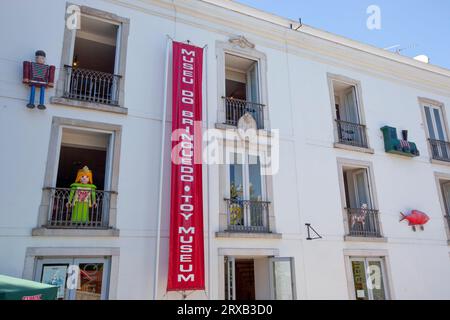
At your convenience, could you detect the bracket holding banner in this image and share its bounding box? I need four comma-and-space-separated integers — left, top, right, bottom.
305, 223, 322, 240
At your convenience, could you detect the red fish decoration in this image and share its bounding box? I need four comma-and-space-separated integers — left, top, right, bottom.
400, 210, 430, 231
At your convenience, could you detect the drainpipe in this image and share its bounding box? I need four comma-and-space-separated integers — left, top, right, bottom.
154, 36, 172, 300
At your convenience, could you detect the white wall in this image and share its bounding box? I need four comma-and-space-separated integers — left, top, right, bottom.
0, 0, 449, 300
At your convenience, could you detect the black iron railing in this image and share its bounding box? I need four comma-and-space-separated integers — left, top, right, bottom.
225, 198, 270, 233
346, 207, 381, 238
223, 97, 265, 129
45, 187, 112, 229
63, 65, 121, 105
336, 120, 368, 148
429, 139, 450, 162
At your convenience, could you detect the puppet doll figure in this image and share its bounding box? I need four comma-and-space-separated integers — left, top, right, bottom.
23, 50, 55, 110
67, 166, 97, 224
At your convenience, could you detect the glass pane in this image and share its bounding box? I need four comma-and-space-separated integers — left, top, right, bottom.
351, 260, 368, 300
273, 260, 293, 300
76, 263, 104, 300
40, 264, 69, 300
367, 261, 386, 300
355, 171, 370, 208
344, 87, 358, 123
424, 107, 436, 139
248, 64, 259, 103
442, 182, 450, 215
230, 154, 244, 200
248, 156, 262, 201
433, 108, 446, 141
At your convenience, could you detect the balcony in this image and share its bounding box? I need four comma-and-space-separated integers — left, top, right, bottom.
63, 65, 121, 106
336, 120, 368, 149
224, 198, 270, 233
45, 187, 112, 229
346, 207, 381, 238
223, 97, 265, 129
429, 139, 450, 162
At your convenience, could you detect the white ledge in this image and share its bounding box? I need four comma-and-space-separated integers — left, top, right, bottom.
344, 236, 387, 243
215, 231, 282, 239
214, 123, 273, 137
32, 227, 120, 237
431, 158, 450, 167
334, 142, 375, 154
50, 97, 128, 115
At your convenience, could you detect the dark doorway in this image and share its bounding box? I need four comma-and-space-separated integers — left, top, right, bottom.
56, 145, 107, 190
226, 79, 246, 100
235, 259, 255, 300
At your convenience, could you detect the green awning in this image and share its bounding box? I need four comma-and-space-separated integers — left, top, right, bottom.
0, 275, 58, 300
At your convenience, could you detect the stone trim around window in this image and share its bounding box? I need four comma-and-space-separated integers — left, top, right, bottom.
327, 73, 371, 151
218, 139, 277, 235
343, 249, 395, 300
33, 117, 122, 236
433, 172, 450, 243
336, 157, 385, 240
216, 39, 270, 129
22, 247, 120, 300
418, 97, 450, 166
54, 3, 130, 113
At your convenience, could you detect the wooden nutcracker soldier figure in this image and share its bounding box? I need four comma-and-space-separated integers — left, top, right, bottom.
23, 50, 55, 110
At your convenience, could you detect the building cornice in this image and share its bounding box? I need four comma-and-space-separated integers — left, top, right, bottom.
105, 0, 450, 94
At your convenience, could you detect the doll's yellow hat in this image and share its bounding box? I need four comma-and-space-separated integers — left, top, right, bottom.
75, 166, 93, 184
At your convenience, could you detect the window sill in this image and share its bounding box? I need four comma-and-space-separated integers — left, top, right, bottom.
50, 97, 128, 115
344, 235, 387, 243
32, 227, 120, 237
215, 231, 282, 239
215, 123, 272, 136
334, 142, 374, 154
430, 158, 450, 166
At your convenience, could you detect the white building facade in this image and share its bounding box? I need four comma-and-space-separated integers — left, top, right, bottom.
1, 0, 450, 300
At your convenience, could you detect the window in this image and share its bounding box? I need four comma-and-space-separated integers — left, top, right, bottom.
224, 53, 264, 129
225, 152, 270, 232
342, 166, 381, 238
350, 257, 389, 300
34, 257, 110, 300
224, 256, 295, 300
45, 127, 115, 228
439, 179, 450, 231
35, 117, 122, 234
55, 5, 129, 110
422, 102, 450, 162
329, 75, 368, 149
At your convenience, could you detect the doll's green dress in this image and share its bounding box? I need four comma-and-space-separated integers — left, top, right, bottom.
68, 183, 97, 223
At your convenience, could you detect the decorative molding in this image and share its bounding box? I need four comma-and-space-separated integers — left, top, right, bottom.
215, 231, 282, 239
237, 112, 257, 131
228, 35, 255, 49
32, 227, 120, 237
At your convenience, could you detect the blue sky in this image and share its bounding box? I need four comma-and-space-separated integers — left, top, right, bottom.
236, 0, 450, 70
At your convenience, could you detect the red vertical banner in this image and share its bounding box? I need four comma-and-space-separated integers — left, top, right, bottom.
167, 41, 205, 291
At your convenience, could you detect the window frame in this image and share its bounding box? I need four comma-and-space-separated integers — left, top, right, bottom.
34, 117, 122, 235
433, 172, 450, 242
348, 256, 390, 300
216, 40, 269, 130
419, 97, 450, 165
337, 158, 385, 240
53, 3, 130, 112
327, 73, 372, 152
34, 256, 110, 300
344, 249, 394, 300
225, 150, 268, 202
23, 247, 119, 299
